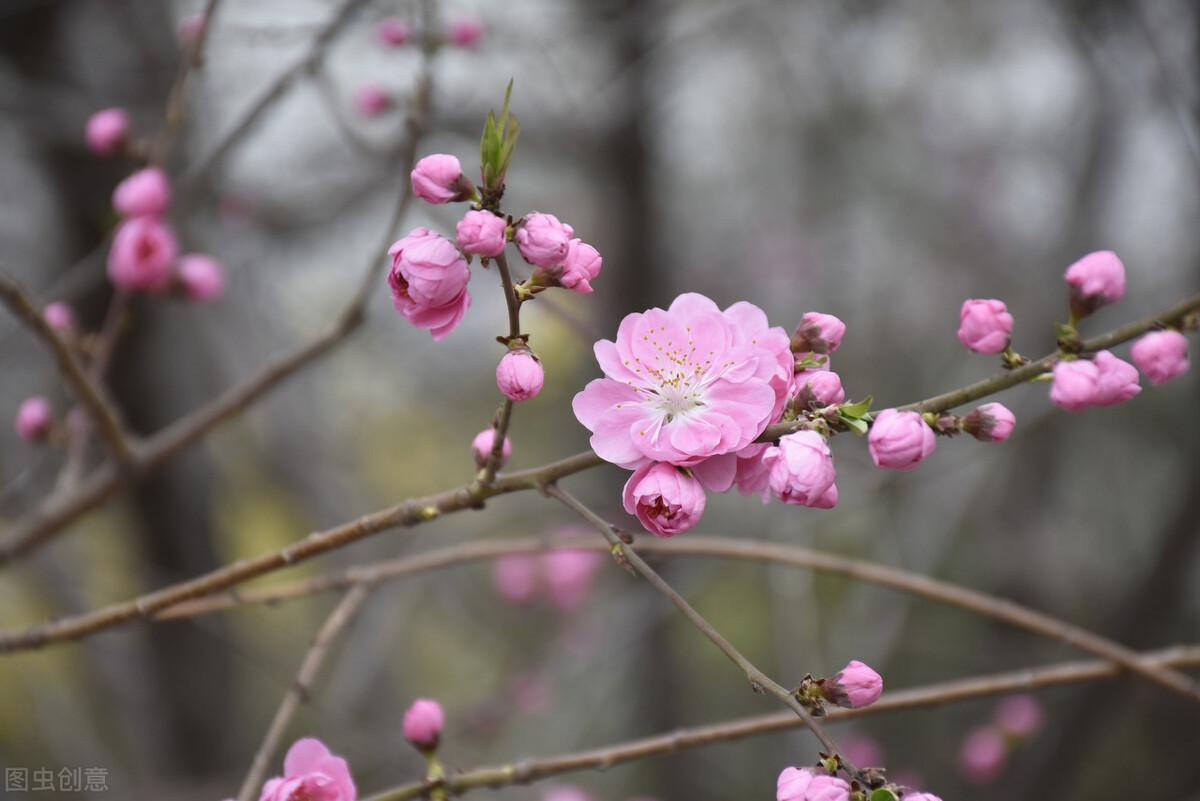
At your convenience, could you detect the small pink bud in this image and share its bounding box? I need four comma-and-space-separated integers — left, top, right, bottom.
825, 659, 883, 709
402, 698, 445, 752
622, 462, 706, 538
793, 370, 845, 409
790, 312, 846, 356
867, 409, 936, 470
556, 239, 602, 293
258, 738, 356, 801
1064, 250, 1126, 318
447, 16, 483, 48
375, 17, 412, 47
107, 216, 178, 293
411, 154, 469, 204
85, 108, 129, 156
15, 396, 54, 443
959, 726, 1007, 784
1091, 350, 1141, 406
177, 13, 206, 49
472, 427, 512, 469
961, 402, 1015, 443
493, 554, 539, 604
995, 693, 1044, 738
355, 83, 392, 118
515, 213, 574, 267
542, 549, 604, 612
496, 350, 544, 402
1049, 359, 1099, 411
113, 167, 172, 218
957, 298, 1013, 355
1131, 329, 1189, 385
177, 254, 224, 302
763, 431, 838, 508
455, 210, 507, 257
43, 302, 77, 335
388, 228, 472, 340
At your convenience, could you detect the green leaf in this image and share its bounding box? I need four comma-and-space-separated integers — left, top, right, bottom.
869, 790, 898, 801
838, 395, 874, 419
839, 414, 868, 436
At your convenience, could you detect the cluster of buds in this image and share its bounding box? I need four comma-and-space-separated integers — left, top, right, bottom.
776, 764, 942, 801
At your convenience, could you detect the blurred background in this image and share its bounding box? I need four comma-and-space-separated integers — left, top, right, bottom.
0, 0, 1198, 798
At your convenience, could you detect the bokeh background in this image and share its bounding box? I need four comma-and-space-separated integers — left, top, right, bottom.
1, 0, 1198, 799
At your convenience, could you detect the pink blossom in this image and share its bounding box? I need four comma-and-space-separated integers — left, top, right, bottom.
792, 370, 844, 409
375, 17, 412, 47
733, 443, 773, 502
763, 431, 837, 508
496, 350, 545, 402
1131, 330, 1189, 385
1064, 250, 1126, 317
957, 299, 1013, 354
411, 154, 467, 204
995, 693, 1044, 738
15, 396, 54, 442
840, 734, 883, 768
542, 549, 604, 612
622, 462, 706, 537
1049, 359, 1099, 411
44, 302, 76, 335
776, 767, 850, 801
959, 726, 1006, 784
107, 216, 178, 293
113, 167, 172, 218
790, 312, 846, 356
572, 293, 791, 469
448, 16, 483, 48
825, 660, 883, 708
961, 403, 1015, 443
867, 409, 935, 470
177, 254, 225, 302
355, 84, 391, 118
387, 228, 471, 340
1091, 350, 1141, 406
515, 213, 574, 267
538, 239, 602, 293
259, 738, 355, 801
178, 13, 206, 49
493, 554, 539, 604
402, 698, 444, 752
455, 210, 507, 257
472, 428, 512, 469
808, 483, 838, 509
85, 108, 129, 156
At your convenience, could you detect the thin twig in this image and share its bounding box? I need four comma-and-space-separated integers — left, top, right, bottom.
155, 0, 224, 167
480, 251, 523, 485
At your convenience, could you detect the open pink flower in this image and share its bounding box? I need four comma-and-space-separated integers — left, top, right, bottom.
107, 216, 178, 293
1065, 250, 1125, 318
867, 409, 935, 470
113, 167, 172, 218
763, 431, 837, 508
259, 738, 355, 801
402, 698, 444, 752
622, 462, 706, 537
85, 108, 129, 156
957, 299, 1013, 354
1091, 350, 1141, 406
387, 228, 471, 340
573, 293, 791, 469
1131, 330, 1189, 385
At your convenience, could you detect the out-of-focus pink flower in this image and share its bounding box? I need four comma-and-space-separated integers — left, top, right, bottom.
496, 350, 545, 402
447, 16, 483, 48
573, 293, 791, 469
790, 312, 846, 356
113, 167, 172, 218
776, 767, 850, 801
44, 302, 76, 335
177, 254, 224, 302
867, 409, 935, 470
903, 794, 943, 801
793, 370, 845, 409
542, 549, 604, 612
178, 13, 206, 49
995, 693, 1044, 738
515, 213, 574, 267
85, 108, 129, 156
402, 698, 444, 752
840, 734, 883, 768
387, 228, 471, 340
536, 238, 602, 293
1091, 350, 1141, 406
825, 660, 883, 709
959, 726, 1007, 784
1065, 250, 1126, 318
1049, 359, 1098, 411
411, 154, 468, 204
961, 403, 1015, 443
763, 431, 837, 508
493, 554, 539, 604
15, 396, 54, 443
355, 84, 392, 118
375, 17, 412, 47
957, 299, 1013, 355
259, 738, 355, 801
107, 216, 178, 293
455, 210, 507, 257
622, 462, 706, 537
472, 428, 512, 469
1131, 330, 1189, 386
510, 671, 552, 714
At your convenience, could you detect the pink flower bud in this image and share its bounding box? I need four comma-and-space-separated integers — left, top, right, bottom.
85, 108, 129, 157
1131, 329, 1189, 385
472, 427, 512, 469
995, 693, 1044, 738
388, 228, 472, 340
1049, 359, 1099, 411
825, 659, 883, 709
15, 396, 54, 443
455, 210, 507, 257
355, 83, 392, 118
259, 738, 356, 801
776, 767, 851, 801
961, 402, 1015, 443
556, 239, 602, 293
956, 298, 1013, 354
622, 462, 706, 537
402, 698, 445, 752
542, 549, 604, 612
107, 216, 178, 293
493, 554, 539, 604
763, 431, 837, 508
177, 254, 224, 302
496, 350, 544, 402
112, 167, 172, 218
177, 13, 206, 49
793, 370, 845, 409
1091, 350, 1141, 406
1064, 250, 1126, 318
808, 482, 838, 509
411, 154, 469, 204
867, 409, 935, 470
447, 16, 483, 48
375, 17, 412, 47
43, 302, 76, 335
515, 213, 574, 267
959, 726, 1006, 784
790, 312, 846, 356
